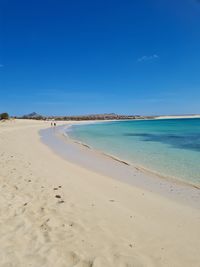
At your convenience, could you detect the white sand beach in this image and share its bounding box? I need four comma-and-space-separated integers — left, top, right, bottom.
0, 119, 200, 267
155, 114, 200, 119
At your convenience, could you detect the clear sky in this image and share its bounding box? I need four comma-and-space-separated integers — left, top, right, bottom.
1, 0, 200, 116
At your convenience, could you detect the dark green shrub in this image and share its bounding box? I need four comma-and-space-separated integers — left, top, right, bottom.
0, 113, 9, 120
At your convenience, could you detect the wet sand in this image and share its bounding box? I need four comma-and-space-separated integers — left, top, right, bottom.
41, 124, 200, 209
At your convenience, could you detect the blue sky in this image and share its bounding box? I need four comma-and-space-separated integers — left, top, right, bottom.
1, 0, 200, 116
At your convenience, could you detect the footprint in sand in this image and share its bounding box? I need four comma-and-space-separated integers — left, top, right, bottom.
58, 200, 65, 204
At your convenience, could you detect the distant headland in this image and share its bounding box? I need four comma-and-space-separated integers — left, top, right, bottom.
12, 112, 200, 121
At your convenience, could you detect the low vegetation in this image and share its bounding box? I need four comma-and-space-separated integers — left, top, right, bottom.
18, 112, 155, 121
0, 113, 9, 120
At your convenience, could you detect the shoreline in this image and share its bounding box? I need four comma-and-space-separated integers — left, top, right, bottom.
40, 123, 200, 209
155, 114, 200, 120
63, 122, 200, 190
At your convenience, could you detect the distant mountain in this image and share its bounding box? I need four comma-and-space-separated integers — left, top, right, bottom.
22, 112, 43, 119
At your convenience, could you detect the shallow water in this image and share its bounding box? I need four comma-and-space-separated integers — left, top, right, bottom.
67, 118, 200, 185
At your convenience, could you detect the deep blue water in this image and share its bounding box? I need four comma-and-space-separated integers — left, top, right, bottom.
67, 118, 200, 185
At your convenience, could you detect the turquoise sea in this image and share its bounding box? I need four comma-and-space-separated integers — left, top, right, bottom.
67, 118, 200, 186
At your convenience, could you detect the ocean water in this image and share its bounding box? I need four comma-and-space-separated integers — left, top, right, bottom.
67, 118, 200, 186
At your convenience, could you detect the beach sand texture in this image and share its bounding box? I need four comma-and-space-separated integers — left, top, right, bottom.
0, 119, 200, 267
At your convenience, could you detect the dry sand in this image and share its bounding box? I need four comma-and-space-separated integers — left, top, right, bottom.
0, 119, 200, 267
155, 115, 200, 119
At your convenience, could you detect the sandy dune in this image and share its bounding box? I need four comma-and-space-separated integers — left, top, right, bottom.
0, 119, 200, 267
